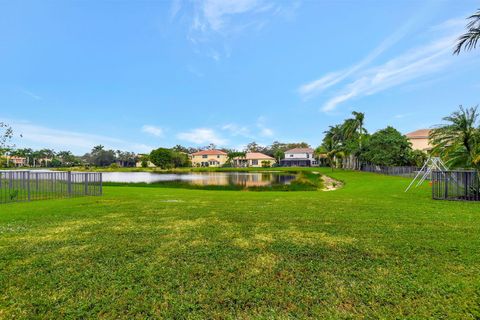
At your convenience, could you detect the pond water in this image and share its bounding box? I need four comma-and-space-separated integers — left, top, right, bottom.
101, 171, 296, 187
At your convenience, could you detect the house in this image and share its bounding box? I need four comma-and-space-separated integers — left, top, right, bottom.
3, 156, 28, 167
190, 149, 228, 167
232, 152, 276, 168
135, 154, 156, 168
280, 148, 318, 167
406, 129, 432, 152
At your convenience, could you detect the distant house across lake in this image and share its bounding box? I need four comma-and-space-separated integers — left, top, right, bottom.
2, 156, 28, 167
135, 154, 156, 168
406, 129, 432, 152
191, 150, 228, 167
280, 148, 318, 167
232, 152, 276, 168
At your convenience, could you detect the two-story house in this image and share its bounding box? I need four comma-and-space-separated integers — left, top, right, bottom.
190, 150, 228, 167
280, 148, 318, 167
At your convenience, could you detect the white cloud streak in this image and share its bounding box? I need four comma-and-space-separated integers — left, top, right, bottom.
141, 125, 164, 137
177, 128, 227, 145
6, 119, 154, 154
194, 0, 268, 32
297, 15, 470, 112
298, 14, 420, 99
185, 0, 298, 60
169, 0, 182, 20
222, 123, 252, 138
322, 34, 458, 112
20, 89, 42, 101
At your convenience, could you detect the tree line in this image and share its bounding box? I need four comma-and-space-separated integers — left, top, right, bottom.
318, 111, 428, 169
2, 105, 480, 171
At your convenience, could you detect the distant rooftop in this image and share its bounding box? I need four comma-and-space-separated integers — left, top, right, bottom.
191, 149, 227, 156
233, 152, 274, 160
406, 129, 431, 139
285, 148, 314, 153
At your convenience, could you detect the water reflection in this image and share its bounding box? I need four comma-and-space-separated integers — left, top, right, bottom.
101, 171, 295, 187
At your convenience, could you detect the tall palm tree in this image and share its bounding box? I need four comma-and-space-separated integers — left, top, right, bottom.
430, 106, 480, 169
341, 111, 367, 169
321, 125, 344, 170
342, 111, 366, 147
454, 9, 480, 55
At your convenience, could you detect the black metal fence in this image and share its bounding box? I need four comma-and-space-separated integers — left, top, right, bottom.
431, 170, 480, 201
0, 171, 102, 204
360, 164, 420, 178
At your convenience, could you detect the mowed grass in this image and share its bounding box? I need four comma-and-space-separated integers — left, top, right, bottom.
0, 168, 479, 319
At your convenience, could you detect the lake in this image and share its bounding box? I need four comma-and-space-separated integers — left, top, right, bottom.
101, 171, 296, 187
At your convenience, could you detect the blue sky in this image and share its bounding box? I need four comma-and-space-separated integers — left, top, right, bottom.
1, 0, 479, 154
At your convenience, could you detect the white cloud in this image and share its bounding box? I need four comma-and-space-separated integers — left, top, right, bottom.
297, 15, 472, 113
141, 125, 164, 137
394, 113, 414, 119
256, 116, 274, 137
221, 123, 252, 137
194, 0, 267, 32
184, 0, 298, 60
177, 128, 227, 145
20, 88, 42, 101
3, 119, 155, 154
169, 0, 182, 20
259, 127, 273, 137
298, 13, 419, 99
321, 34, 458, 112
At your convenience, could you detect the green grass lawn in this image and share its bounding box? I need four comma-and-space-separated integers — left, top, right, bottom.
0, 168, 479, 318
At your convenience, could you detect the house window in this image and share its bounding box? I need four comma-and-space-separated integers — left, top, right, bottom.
202, 155, 207, 158
290, 154, 293, 157
217, 155, 220, 158
252, 160, 258, 165
306, 153, 309, 158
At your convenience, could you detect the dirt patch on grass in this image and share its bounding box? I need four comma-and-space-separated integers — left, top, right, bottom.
321, 174, 343, 191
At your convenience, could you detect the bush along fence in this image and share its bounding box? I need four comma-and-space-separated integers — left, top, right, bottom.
0, 171, 102, 204
431, 170, 480, 201
359, 164, 420, 178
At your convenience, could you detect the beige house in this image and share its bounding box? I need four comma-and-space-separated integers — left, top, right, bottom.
191, 150, 228, 167
232, 152, 276, 167
135, 154, 156, 168
2, 156, 28, 167
406, 129, 432, 152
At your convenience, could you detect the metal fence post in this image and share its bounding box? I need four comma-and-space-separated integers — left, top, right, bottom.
67, 171, 72, 196
84, 173, 88, 195
27, 171, 31, 201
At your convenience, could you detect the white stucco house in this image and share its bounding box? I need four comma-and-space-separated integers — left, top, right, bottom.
280, 148, 318, 167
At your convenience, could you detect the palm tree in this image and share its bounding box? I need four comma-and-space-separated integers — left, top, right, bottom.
430, 106, 480, 169
341, 111, 366, 169
342, 111, 366, 146
321, 125, 344, 170
454, 9, 480, 55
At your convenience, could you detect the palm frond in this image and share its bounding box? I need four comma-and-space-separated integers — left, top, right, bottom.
454, 9, 480, 55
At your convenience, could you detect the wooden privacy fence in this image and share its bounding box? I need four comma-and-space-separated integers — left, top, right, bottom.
0, 171, 102, 204
431, 170, 480, 201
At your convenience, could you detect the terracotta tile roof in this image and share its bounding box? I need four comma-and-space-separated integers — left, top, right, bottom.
285, 148, 314, 153
233, 152, 274, 160
191, 149, 227, 156
406, 129, 431, 139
